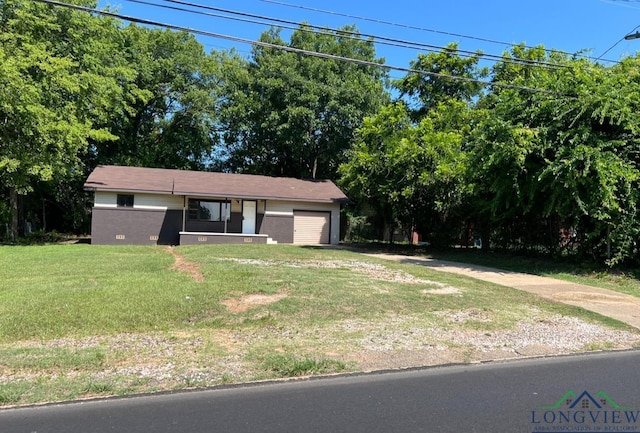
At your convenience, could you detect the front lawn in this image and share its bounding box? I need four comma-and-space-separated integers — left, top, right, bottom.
0, 244, 638, 406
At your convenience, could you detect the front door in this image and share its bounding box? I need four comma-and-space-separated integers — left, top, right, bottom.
242, 201, 256, 234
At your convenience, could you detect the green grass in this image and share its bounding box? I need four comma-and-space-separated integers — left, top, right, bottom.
0, 245, 213, 341
0, 243, 638, 406
0, 382, 32, 405
0, 346, 107, 371
260, 353, 348, 377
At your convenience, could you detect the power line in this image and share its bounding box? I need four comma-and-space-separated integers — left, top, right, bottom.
30, 0, 569, 97
595, 24, 640, 61
258, 0, 619, 64
143, 0, 570, 70
604, 0, 640, 4
123, 0, 571, 71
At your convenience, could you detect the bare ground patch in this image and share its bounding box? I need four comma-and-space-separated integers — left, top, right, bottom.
0, 331, 251, 388
332, 311, 640, 370
221, 292, 288, 313
167, 247, 204, 282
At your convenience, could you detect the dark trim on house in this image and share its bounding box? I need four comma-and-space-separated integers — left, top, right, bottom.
179, 232, 269, 245
91, 208, 182, 245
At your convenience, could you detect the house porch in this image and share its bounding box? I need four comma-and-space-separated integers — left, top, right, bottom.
179, 232, 276, 245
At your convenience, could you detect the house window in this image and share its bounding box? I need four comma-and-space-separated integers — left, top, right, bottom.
117, 194, 134, 207
188, 199, 230, 222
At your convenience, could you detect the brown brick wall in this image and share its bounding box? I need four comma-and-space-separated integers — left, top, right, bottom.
259, 214, 294, 244
90, 208, 182, 245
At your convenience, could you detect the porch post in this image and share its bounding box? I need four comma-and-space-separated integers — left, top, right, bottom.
182, 196, 186, 232
224, 198, 228, 233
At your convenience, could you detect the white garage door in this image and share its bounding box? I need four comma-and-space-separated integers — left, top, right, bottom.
294, 211, 330, 244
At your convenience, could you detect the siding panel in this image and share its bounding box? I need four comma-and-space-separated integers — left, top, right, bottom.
135, 193, 183, 209
94, 192, 183, 209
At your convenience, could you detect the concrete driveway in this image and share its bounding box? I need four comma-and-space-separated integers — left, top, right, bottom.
366, 253, 640, 330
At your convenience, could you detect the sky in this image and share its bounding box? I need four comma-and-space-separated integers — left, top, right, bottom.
103, 0, 640, 79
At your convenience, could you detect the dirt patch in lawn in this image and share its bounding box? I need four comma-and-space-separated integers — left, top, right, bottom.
167, 247, 204, 282
221, 292, 288, 313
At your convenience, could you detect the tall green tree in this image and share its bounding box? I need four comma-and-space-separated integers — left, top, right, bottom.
395, 42, 487, 119
340, 44, 483, 244
471, 45, 640, 263
339, 101, 470, 244
218, 24, 389, 179
90, 24, 220, 170
0, 0, 132, 240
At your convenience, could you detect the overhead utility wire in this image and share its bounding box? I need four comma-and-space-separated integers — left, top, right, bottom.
259, 0, 618, 64
595, 24, 640, 60
128, 0, 457, 60
129, 0, 393, 93
31, 0, 567, 97
146, 0, 569, 70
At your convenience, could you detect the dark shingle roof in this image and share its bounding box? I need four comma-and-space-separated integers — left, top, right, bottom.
84, 165, 349, 203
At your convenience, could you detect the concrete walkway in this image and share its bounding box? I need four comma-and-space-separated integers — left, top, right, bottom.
366, 253, 640, 330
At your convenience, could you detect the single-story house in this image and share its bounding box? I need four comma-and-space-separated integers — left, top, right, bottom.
84, 165, 349, 245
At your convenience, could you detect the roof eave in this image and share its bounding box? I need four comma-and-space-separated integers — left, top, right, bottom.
176, 191, 347, 203
83, 186, 173, 195
85, 186, 348, 203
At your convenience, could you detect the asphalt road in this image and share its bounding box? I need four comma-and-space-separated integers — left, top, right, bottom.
3, 350, 640, 433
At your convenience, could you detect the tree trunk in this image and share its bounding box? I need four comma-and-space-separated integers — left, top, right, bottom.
42, 197, 46, 232
9, 186, 18, 242
481, 222, 491, 252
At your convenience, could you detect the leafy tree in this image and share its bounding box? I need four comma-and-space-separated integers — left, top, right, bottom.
90, 24, 220, 170
0, 0, 132, 240
339, 102, 469, 245
218, 24, 389, 179
342, 40, 640, 263
395, 43, 487, 119
340, 44, 483, 244
471, 46, 640, 263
